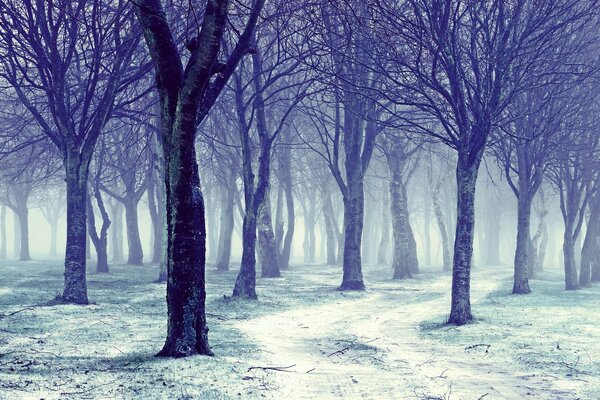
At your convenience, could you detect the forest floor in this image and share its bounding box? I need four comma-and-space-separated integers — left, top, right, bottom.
0, 260, 599, 400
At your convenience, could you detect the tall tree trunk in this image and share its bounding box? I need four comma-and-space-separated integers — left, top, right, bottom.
377, 182, 390, 265
563, 231, 579, 290
432, 181, 451, 272
110, 201, 124, 262
16, 207, 30, 261
0, 203, 6, 259
13, 211, 20, 258
258, 188, 280, 278
62, 157, 90, 304
216, 176, 235, 271
206, 186, 218, 262
390, 171, 413, 279
513, 190, 533, 294
323, 186, 337, 265
148, 181, 162, 264
423, 190, 432, 266
580, 202, 599, 287
124, 200, 144, 266
234, 212, 258, 299
49, 218, 58, 257
448, 153, 480, 325
87, 191, 110, 274
279, 143, 295, 269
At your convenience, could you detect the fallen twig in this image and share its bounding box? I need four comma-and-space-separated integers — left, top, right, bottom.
247, 364, 296, 373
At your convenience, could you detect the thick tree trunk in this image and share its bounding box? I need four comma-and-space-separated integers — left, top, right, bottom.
16, 207, 30, 261
258, 189, 280, 278
390, 171, 413, 279
61, 160, 90, 305
158, 138, 211, 357
512, 192, 532, 294
124, 200, 144, 266
448, 155, 479, 325
216, 177, 235, 271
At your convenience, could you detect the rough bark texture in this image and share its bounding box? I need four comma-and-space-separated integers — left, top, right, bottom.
513, 191, 532, 294
448, 154, 479, 325
86, 183, 111, 274
62, 157, 90, 305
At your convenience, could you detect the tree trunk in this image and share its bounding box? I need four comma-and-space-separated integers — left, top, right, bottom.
512, 191, 532, 294
216, 176, 235, 271
13, 211, 20, 258
61, 159, 90, 305
448, 154, 479, 325
423, 190, 432, 266
563, 231, 579, 290
390, 170, 413, 279
323, 186, 337, 265
110, 201, 124, 263
580, 202, 599, 287
206, 186, 218, 262
147, 182, 162, 264
86, 192, 110, 274
377, 182, 390, 265
233, 213, 258, 299
124, 200, 144, 266
258, 188, 280, 278
432, 182, 451, 272
17, 207, 31, 261
0, 203, 6, 259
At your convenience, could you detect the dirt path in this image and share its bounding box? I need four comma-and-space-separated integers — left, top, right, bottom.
237, 272, 576, 400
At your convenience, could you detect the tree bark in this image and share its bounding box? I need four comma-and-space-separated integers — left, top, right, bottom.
580, 201, 599, 287
216, 175, 235, 271
109, 201, 124, 263
62, 157, 90, 304
258, 188, 280, 278
563, 231, 579, 290
513, 191, 533, 294
377, 182, 390, 265
448, 154, 479, 325
16, 207, 31, 261
124, 200, 144, 266
431, 180, 451, 272
0, 204, 6, 259
323, 186, 337, 265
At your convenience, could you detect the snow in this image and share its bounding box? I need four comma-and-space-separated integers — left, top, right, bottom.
1, 261, 599, 399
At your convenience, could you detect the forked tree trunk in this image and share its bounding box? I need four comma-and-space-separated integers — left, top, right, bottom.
87, 191, 110, 274
124, 200, 144, 265
580, 202, 599, 287
62, 156, 90, 304
448, 153, 480, 325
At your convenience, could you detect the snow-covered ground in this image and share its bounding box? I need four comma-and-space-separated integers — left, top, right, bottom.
1, 261, 598, 399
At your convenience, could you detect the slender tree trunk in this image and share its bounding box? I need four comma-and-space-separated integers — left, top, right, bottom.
580, 203, 599, 287
448, 154, 480, 325
49, 219, 58, 257
216, 177, 235, 271
323, 186, 337, 265
0, 204, 6, 259
62, 158, 90, 305
233, 213, 258, 299
148, 182, 162, 264
513, 191, 533, 294
206, 186, 218, 262
110, 201, 124, 263
432, 182, 451, 272
424, 191, 432, 266
258, 188, 280, 278
16, 207, 30, 261
377, 182, 390, 265
13, 211, 20, 258
87, 193, 110, 274
124, 200, 144, 266
563, 231, 579, 290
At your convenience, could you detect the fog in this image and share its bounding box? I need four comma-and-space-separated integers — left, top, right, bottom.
0, 0, 599, 399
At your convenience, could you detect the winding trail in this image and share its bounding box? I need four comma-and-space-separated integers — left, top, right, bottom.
237, 269, 576, 399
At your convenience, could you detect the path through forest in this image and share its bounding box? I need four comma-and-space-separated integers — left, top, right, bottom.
238, 269, 579, 399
